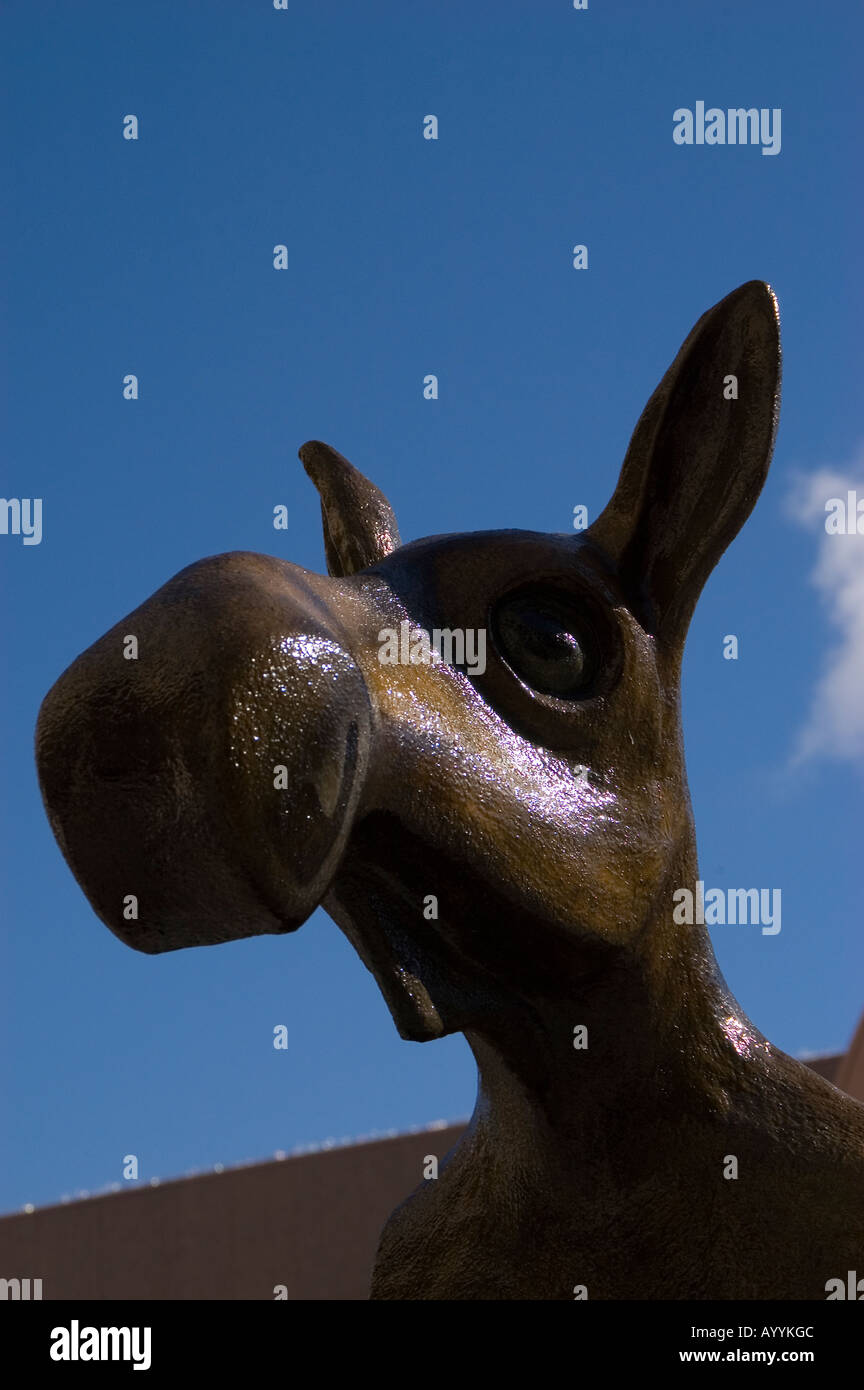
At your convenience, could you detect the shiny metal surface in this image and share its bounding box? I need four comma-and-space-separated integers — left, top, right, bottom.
35, 283, 864, 1299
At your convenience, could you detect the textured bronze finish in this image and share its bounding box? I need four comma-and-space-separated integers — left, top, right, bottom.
35, 283, 864, 1299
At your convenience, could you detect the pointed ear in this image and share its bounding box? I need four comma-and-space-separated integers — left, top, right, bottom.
587, 281, 781, 661
299, 440, 401, 577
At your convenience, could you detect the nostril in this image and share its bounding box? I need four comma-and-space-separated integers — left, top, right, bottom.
86, 731, 168, 791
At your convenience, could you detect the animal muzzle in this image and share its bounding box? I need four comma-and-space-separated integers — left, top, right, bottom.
34, 551, 373, 953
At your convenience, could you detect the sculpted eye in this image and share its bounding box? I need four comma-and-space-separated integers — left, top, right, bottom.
491, 589, 598, 700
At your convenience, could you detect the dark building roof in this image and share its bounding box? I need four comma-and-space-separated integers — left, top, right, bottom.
0, 1124, 464, 1300
802, 1053, 843, 1084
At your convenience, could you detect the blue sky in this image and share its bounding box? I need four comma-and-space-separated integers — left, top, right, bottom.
1, 0, 862, 1214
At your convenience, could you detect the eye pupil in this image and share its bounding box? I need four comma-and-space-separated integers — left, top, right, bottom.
520, 617, 584, 674
492, 591, 595, 700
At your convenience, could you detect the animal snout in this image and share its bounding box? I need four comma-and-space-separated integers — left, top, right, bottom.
35, 551, 374, 954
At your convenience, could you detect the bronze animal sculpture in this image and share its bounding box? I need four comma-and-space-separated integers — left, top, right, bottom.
36, 282, 864, 1299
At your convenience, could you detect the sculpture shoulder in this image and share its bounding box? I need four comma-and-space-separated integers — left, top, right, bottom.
752, 1050, 864, 1163
368, 1066, 864, 1301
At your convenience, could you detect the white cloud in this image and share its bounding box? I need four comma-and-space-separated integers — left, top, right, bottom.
785, 452, 864, 769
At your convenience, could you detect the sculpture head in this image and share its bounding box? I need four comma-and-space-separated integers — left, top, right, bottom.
36, 281, 781, 1053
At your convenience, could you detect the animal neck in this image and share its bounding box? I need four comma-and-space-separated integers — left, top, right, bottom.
370, 839, 800, 1299
450, 878, 785, 1275
465, 931, 760, 1170
371, 893, 781, 1299
461, 833, 765, 1152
